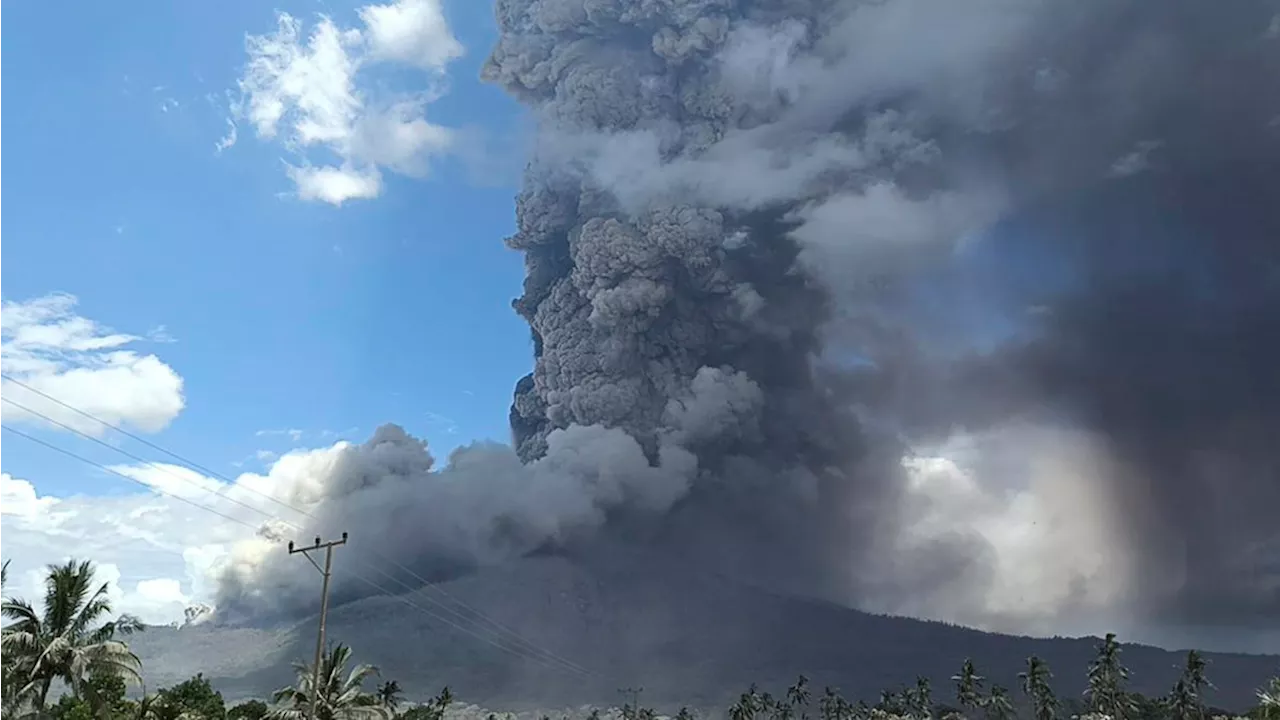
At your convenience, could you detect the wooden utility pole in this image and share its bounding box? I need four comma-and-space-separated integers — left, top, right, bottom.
289, 532, 348, 720
619, 687, 645, 720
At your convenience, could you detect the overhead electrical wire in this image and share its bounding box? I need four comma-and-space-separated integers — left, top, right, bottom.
0, 381, 594, 678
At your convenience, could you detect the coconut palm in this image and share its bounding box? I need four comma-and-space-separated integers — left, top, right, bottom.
984, 686, 1014, 720
0, 559, 30, 717
1167, 651, 1213, 720
1256, 676, 1280, 720
952, 660, 985, 716
1085, 633, 1134, 720
1019, 656, 1058, 720
904, 678, 932, 720
730, 686, 767, 720
818, 687, 852, 720
267, 644, 390, 720
375, 681, 402, 713
1, 559, 144, 712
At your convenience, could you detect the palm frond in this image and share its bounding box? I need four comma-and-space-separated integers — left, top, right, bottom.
44, 560, 97, 634
1, 598, 41, 628
69, 582, 116, 637
343, 664, 380, 693
271, 687, 307, 707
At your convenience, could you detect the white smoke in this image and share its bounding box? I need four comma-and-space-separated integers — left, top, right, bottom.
868, 423, 1138, 635
214, 424, 697, 619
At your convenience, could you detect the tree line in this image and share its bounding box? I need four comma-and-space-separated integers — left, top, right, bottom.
3, 559, 1277, 720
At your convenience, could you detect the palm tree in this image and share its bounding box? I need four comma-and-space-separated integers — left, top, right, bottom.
1085, 633, 1134, 720
952, 659, 985, 716
786, 676, 811, 715
1167, 651, 1213, 720
375, 681, 402, 714
1, 559, 144, 712
0, 558, 33, 718
1019, 656, 1057, 720
984, 686, 1014, 720
1256, 675, 1280, 720
907, 677, 933, 720
267, 644, 390, 720
730, 686, 767, 720
877, 690, 904, 716
818, 687, 851, 720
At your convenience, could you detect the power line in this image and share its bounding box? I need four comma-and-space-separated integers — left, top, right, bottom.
1, 375, 593, 676
0, 387, 594, 677
1, 396, 301, 528
1, 374, 308, 520
340, 547, 595, 676
2, 422, 591, 677
346, 565, 594, 677
1, 425, 263, 529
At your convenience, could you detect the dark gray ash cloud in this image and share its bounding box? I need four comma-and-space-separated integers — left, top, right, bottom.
215, 0, 1280, 643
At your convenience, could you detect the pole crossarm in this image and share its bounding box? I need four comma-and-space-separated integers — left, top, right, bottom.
289, 532, 348, 720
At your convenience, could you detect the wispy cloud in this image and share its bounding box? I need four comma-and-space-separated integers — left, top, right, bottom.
215, 118, 238, 153
318, 426, 359, 438
256, 428, 304, 442
1108, 139, 1163, 178
423, 410, 459, 435
229, 0, 463, 205
0, 294, 186, 436
147, 325, 178, 343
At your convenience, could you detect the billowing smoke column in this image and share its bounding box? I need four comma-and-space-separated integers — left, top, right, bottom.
482, 0, 1280, 631
216, 0, 1280, 640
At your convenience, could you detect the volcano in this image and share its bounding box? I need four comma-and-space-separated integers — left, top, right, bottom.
129, 551, 1277, 712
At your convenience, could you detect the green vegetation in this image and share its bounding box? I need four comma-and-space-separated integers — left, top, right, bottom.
3, 559, 1277, 720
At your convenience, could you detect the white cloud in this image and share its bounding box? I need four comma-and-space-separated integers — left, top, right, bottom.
287, 164, 382, 205
146, 325, 177, 344
1, 471, 235, 626
2, 472, 60, 519
358, 0, 463, 70
1, 294, 186, 437
2, 557, 193, 628
0, 438, 370, 625
256, 428, 305, 441
0, 445, 327, 625
233, 0, 462, 205
423, 410, 458, 435
215, 119, 238, 153
107, 463, 227, 502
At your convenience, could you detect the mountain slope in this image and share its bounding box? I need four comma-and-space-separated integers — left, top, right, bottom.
128, 555, 1277, 711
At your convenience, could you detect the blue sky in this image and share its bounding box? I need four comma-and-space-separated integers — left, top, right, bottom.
3, 0, 531, 489
1, 0, 542, 618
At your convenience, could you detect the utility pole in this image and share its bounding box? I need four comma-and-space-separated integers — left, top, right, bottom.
289, 532, 348, 720
619, 687, 644, 720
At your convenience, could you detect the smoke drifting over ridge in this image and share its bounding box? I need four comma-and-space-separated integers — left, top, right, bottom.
215, 0, 1280, 641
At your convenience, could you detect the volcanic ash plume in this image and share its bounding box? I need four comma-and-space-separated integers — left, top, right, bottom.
483, 0, 1280, 633
212, 424, 697, 622
217, 0, 1280, 639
